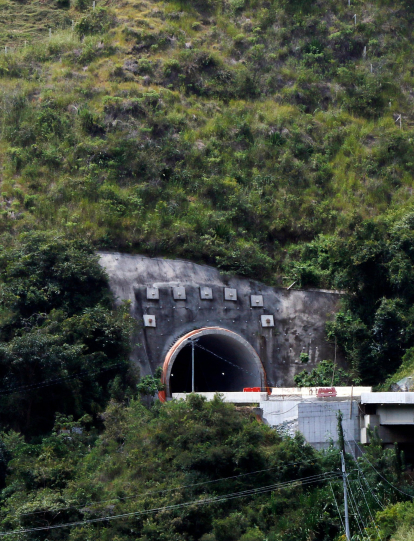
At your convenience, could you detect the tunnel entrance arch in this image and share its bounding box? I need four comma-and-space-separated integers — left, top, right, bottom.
161, 327, 266, 398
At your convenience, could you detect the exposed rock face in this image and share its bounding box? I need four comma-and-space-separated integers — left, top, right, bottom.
99, 252, 344, 390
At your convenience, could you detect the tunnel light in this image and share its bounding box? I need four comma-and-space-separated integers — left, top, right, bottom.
222, 373, 225, 375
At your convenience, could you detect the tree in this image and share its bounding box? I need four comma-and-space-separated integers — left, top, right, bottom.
0, 232, 137, 436
294, 360, 354, 387
336, 410, 345, 454
137, 367, 165, 406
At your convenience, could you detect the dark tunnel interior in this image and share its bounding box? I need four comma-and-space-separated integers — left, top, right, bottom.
169, 334, 262, 393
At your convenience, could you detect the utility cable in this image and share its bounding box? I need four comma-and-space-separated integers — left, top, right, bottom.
345, 441, 385, 540
347, 441, 378, 520
329, 480, 346, 534
266, 404, 300, 416
352, 439, 414, 499
0, 472, 341, 537
346, 439, 385, 511
194, 343, 256, 376
347, 477, 369, 540
346, 478, 367, 540
351, 479, 373, 540
346, 440, 384, 508
0, 362, 123, 395
351, 476, 383, 541
7, 475, 337, 535
348, 482, 368, 535
12, 459, 322, 519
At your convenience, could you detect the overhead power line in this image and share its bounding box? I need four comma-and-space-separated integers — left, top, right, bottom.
352, 439, 414, 499
346, 439, 385, 513
329, 480, 346, 534
194, 343, 256, 376
0, 362, 123, 395
350, 476, 383, 541
0, 472, 341, 537
346, 443, 382, 537
14, 459, 319, 519
347, 477, 369, 540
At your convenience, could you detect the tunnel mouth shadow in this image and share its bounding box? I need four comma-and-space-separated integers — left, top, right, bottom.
162, 327, 265, 396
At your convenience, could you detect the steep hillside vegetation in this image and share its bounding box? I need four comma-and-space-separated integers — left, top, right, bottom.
0, 233, 137, 437
3, 5, 414, 538
0, 395, 409, 541
1, 0, 414, 282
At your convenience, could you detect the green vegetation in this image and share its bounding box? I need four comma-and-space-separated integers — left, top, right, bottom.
0, 0, 414, 282
0, 232, 137, 437
2, 0, 414, 538
1, 0, 414, 384
0, 394, 409, 540
382, 347, 414, 389
2, 0, 414, 384
0, 0, 72, 48
293, 359, 354, 387
287, 212, 414, 384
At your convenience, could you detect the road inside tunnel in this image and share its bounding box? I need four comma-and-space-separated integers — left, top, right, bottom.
168, 330, 263, 394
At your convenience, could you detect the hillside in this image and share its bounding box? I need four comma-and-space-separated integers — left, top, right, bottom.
3, 3, 414, 540
0, 394, 410, 541
1, 0, 414, 283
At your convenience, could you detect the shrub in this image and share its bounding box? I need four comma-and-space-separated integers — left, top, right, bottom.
136, 58, 153, 74
294, 360, 355, 387
213, 513, 247, 541
74, 0, 90, 11
0, 232, 136, 435
75, 7, 114, 36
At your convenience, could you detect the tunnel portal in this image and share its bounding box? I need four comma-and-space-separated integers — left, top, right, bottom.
100, 253, 345, 391
164, 328, 265, 396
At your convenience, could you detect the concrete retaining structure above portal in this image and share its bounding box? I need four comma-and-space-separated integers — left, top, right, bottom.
99, 252, 345, 390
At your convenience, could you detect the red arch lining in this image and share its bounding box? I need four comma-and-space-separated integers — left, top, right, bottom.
158, 327, 270, 402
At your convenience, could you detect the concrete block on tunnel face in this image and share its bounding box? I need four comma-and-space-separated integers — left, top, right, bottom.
224, 288, 237, 301
144, 315, 156, 327
173, 287, 186, 300
146, 287, 159, 300
200, 287, 213, 300
261, 315, 274, 327
251, 295, 263, 307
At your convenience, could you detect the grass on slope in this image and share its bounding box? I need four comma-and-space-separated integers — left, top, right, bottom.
0, 0, 73, 48
1, 0, 414, 282
0, 395, 382, 540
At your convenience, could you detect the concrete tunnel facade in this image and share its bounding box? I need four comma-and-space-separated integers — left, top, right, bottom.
99, 252, 345, 397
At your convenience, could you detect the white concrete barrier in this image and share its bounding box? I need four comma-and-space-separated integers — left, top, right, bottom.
361, 392, 414, 404
172, 392, 268, 403
271, 387, 372, 398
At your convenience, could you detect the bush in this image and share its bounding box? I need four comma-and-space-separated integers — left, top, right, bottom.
78, 107, 105, 136
75, 7, 114, 36
74, 0, 90, 11
0, 232, 136, 435
294, 360, 355, 387
213, 513, 247, 541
